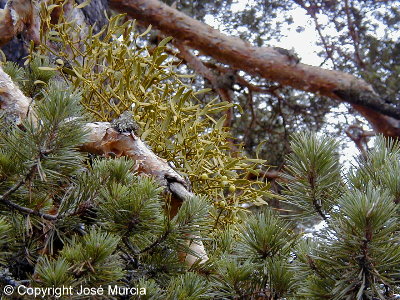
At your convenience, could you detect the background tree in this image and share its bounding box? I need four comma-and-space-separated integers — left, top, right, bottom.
2, 0, 400, 169
1, 0, 400, 299
106, 0, 400, 164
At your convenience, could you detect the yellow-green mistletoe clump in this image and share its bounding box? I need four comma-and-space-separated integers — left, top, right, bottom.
32, 2, 274, 226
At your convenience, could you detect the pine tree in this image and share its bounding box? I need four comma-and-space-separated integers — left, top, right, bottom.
287, 134, 400, 299
1, 6, 400, 300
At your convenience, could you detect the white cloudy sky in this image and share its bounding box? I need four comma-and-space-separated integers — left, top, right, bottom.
204, 0, 365, 169
205, 1, 325, 65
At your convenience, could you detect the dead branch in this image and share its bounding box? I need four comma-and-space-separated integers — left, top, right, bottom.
0, 64, 187, 198
343, 0, 365, 69
293, 0, 337, 68
81, 121, 187, 188
345, 124, 375, 157
0, 63, 208, 263
0, 65, 32, 124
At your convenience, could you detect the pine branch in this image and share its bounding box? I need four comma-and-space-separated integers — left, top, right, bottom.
308, 170, 327, 221
1, 64, 190, 202
122, 237, 138, 255
0, 150, 58, 221
0, 51, 208, 266
0, 165, 58, 220
139, 229, 170, 254
118, 245, 137, 266
110, 0, 400, 138
1, 199, 57, 220
0, 167, 34, 201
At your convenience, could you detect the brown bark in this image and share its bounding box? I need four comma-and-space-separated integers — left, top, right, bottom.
0, 0, 39, 47
352, 105, 400, 138
345, 124, 375, 157
109, 0, 400, 138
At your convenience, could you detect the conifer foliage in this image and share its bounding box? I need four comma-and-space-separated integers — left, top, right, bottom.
2, 79, 400, 298
1, 8, 400, 300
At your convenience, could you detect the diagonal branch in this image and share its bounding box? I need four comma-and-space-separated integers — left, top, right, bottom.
0, 163, 58, 220
0, 65, 188, 201
80, 121, 187, 188
293, 0, 337, 68
0, 63, 209, 263
344, 0, 365, 69
109, 0, 400, 137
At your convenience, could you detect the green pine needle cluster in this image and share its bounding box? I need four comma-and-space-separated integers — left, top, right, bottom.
283, 132, 343, 221
1, 3, 400, 299
34, 3, 274, 227
286, 135, 400, 299
1, 86, 400, 297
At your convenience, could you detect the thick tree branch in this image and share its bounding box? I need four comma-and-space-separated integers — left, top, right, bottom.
109, 0, 400, 137
0, 63, 209, 263
352, 105, 400, 138
0, 65, 188, 200
0, 65, 32, 124
81, 121, 187, 188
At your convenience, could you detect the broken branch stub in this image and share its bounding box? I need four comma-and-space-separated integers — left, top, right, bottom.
81, 122, 188, 190
0, 64, 32, 124
0, 65, 189, 200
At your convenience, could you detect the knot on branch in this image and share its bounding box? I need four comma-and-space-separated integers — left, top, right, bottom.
111, 111, 140, 134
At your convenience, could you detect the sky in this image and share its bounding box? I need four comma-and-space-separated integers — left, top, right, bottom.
204, 1, 326, 65
203, 0, 363, 170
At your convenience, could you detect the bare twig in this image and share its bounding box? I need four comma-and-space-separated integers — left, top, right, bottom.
0, 163, 58, 220
109, 0, 400, 138
293, 0, 337, 68
344, 0, 365, 69
345, 124, 375, 157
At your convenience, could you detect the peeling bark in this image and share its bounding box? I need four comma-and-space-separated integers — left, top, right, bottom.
108, 0, 371, 99
1, 0, 399, 137
81, 121, 187, 188
0, 0, 215, 266
0, 64, 190, 200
